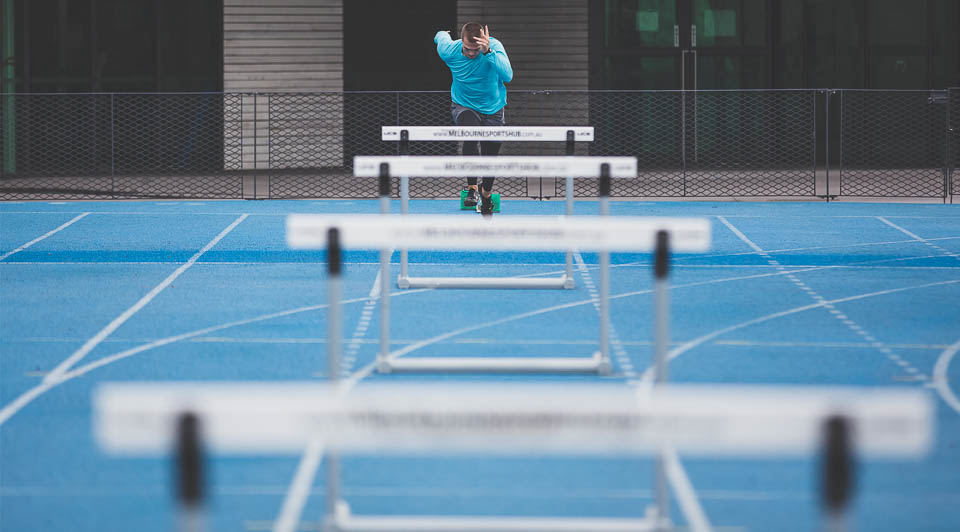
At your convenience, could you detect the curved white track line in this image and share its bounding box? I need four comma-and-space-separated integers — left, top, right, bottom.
0, 290, 435, 426
933, 338, 960, 415
638, 279, 960, 384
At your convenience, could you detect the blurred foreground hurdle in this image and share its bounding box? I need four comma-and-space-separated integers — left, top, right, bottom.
286, 212, 709, 375
357, 133, 629, 290
94, 382, 933, 532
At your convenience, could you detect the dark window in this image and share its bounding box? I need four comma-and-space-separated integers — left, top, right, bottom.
12, 0, 222, 93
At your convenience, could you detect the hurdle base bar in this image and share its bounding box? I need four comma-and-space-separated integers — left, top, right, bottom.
397, 274, 574, 290
333, 501, 668, 532
377, 352, 611, 375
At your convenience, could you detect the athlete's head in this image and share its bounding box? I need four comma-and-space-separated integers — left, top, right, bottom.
460, 22, 484, 58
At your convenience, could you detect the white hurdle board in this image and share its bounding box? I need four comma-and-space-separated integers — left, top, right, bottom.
287, 214, 710, 253
355, 155, 636, 179
95, 382, 933, 457
287, 214, 710, 375
382, 126, 595, 142
95, 382, 933, 532
377, 126, 605, 291
356, 154, 636, 290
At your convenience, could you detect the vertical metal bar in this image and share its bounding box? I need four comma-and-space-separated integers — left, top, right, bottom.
400, 174, 409, 282
814, 90, 820, 199
1, 0, 15, 175
399, 130, 410, 286
265, 94, 270, 200
564, 130, 575, 289
945, 90, 951, 204
379, 163, 391, 370
653, 230, 670, 384
253, 94, 258, 199
680, 62, 688, 196
598, 163, 610, 374
110, 94, 115, 177
822, 415, 854, 532
327, 228, 342, 381
653, 229, 670, 530
951, 89, 956, 204
325, 227, 343, 525
691, 50, 698, 164
176, 412, 206, 532
21, 0, 29, 93
826, 90, 831, 201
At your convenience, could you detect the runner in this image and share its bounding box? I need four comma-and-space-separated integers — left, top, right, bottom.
434, 23, 513, 216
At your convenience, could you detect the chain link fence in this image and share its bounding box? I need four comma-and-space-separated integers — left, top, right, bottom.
1, 90, 955, 201
0, 93, 244, 200
838, 90, 949, 198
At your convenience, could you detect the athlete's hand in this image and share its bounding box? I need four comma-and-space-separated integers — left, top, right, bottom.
476, 25, 491, 53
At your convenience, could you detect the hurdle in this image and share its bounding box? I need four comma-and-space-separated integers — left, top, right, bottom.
287, 211, 710, 375
373, 126, 613, 290
381, 126, 593, 290
94, 381, 934, 532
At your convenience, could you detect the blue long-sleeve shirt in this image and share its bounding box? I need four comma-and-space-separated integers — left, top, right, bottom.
434, 31, 513, 115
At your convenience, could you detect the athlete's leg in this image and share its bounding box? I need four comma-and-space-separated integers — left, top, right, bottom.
478, 108, 505, 197
454, 106, 482, 192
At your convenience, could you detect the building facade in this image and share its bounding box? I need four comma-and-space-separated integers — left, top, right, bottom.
5, 0, 959, 94
1, 1, 958, 200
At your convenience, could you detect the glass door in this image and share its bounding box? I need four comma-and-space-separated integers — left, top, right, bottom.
600, 0, 689, 89
690, 0, 771, 89
596, 0, 772, 90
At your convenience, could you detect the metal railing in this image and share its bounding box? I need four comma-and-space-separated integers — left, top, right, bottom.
1, 89, 955, 201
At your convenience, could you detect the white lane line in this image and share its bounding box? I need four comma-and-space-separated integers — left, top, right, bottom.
718, 216, 928, 382
716, 217, 765, 254
272, 438, 324, 532
638, 278, 960, 384
43, 215, 248, 384
0, 288, 440, 426
5, 244, 956, 421
0, 213, 90, 261
669, 235, 960, 265
338, 269, 383, 377
932, 337, 960, 415
4, 262, 958, 429
574, 253, 636, 378
878, 216, 960, 262
663, 448, 713, 532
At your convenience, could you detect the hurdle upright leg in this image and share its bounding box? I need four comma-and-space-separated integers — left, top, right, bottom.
379, 166, 392, 371
398, 129, 410, 288
564, 175, 575, 289
399, 174, 409, 286
652, 230, 671, 530
324, 227, 343, 529
597, 164, 612, 375
563, 129, 576, 290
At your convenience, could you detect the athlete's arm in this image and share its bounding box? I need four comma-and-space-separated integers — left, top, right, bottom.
484, 35, 513, 83
434, 31, 458, 60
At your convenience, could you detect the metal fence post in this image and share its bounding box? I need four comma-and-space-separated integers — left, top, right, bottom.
951, 88, 957, 203
825, 90, 831, 202
110, 93, 116, 197
946, 89, 953, 203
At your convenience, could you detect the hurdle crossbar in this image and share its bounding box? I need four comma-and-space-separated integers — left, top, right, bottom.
94, 382, 933, 457
287, 214, 709, 375
333, 501, 666, 532
94, 382, 932, 532
357, 155, 635, 290
378, 126, 602, 291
